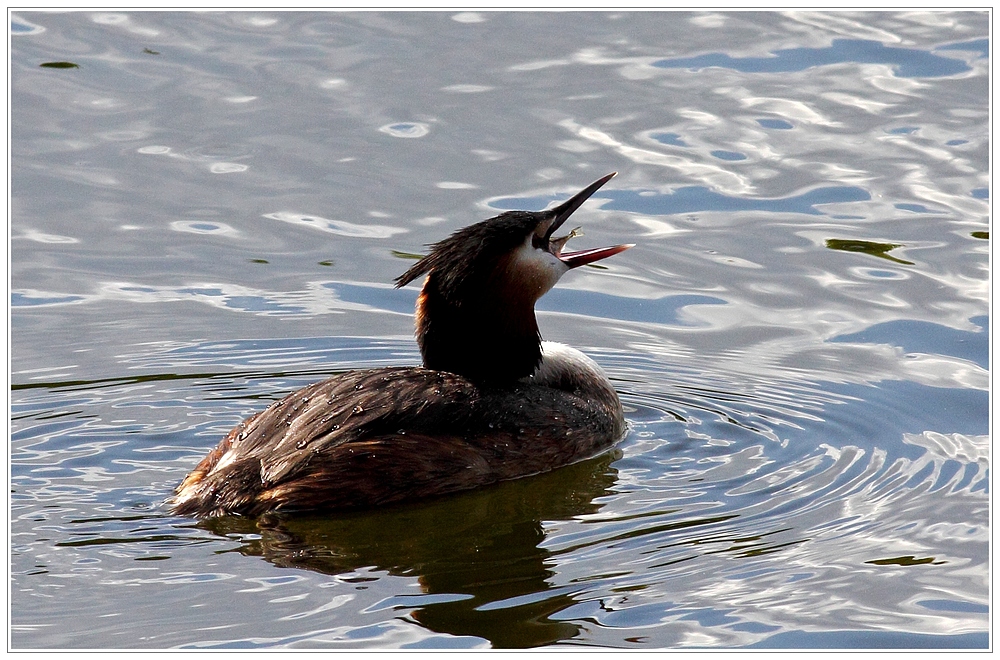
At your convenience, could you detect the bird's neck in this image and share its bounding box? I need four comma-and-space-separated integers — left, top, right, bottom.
414, 275, 543, 384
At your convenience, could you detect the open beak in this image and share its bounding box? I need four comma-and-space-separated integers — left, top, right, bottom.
540, 172, 634, 268
557, 241, 633, 268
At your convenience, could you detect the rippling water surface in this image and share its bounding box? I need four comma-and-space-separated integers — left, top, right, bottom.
11, 11, 989, 649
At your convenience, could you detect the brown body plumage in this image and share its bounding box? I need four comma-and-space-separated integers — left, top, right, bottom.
172, 173, 632, 517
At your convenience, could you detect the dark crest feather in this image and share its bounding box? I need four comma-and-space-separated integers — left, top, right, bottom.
394, 211, 539, 296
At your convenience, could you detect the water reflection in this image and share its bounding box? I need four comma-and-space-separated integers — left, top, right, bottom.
825, 238, 914, 265
652, 39, 975, 78
495, 184, 872, 217
203, 454, 622, 648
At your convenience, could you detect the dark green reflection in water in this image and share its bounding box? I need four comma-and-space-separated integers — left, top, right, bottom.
970, 231, 988, 240
866, 555, 946, 567
205, 454, 622, 648
391, 250, 424, 261
825, 239, 914, 265
39, 61, 79, 69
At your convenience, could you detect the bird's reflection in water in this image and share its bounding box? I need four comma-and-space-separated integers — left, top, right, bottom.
203, 451, 621, 648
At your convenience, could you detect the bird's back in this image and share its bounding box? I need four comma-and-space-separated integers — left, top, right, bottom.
172, 365, 624, 517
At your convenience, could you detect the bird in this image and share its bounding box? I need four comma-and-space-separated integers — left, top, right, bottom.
171, 172, 632, 517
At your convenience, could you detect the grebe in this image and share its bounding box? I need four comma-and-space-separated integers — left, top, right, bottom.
172, 172, 632, 517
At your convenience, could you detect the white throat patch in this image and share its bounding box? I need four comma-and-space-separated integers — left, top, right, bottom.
509, 236, 571, 301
